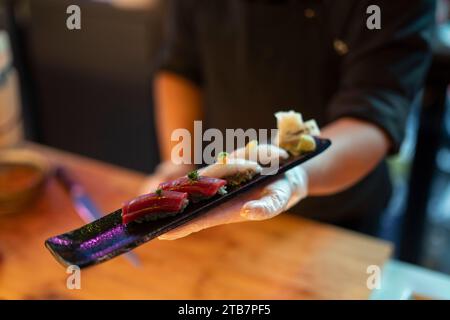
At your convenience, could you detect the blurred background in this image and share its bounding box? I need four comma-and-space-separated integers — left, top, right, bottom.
1, 0, 450, 275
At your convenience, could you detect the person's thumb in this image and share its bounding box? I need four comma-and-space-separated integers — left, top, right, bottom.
240, 178, 292, 221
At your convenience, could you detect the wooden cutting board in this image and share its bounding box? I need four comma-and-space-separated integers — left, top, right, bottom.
0, 143, 392, 299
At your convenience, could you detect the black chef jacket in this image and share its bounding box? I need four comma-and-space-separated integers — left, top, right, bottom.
156, 0, 435, 233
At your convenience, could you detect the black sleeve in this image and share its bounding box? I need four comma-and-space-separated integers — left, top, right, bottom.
156, 0, 203, 85
327, 0, 435, 154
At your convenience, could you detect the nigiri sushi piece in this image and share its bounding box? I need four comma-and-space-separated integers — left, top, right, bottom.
230, 140, 289, 165
199, 157, 262, 187
122, 190, 189, 224
158, 171, 227, 201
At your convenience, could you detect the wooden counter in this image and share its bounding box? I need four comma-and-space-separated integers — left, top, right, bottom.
0, 143, 392, 299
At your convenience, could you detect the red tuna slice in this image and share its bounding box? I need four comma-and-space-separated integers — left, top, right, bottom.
158, 176, 227, 200
122, 190, 189, 224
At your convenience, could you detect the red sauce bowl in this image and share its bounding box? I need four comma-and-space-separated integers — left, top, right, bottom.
0, 148, 50, 215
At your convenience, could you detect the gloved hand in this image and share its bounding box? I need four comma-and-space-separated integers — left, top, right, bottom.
158, 165, 308, 240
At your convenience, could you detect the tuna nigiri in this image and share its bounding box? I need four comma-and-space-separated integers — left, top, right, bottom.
158, 171, 227, 201
122, 190, 189, 224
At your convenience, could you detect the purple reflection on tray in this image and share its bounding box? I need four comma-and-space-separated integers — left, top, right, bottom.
48, 237, 72, 246
79, 224, 126, 250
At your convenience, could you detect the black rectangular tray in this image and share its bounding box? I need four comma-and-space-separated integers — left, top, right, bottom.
45, 138, 331, 268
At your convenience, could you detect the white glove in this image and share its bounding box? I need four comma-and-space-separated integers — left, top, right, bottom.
158, 165, 308, 240
242, 166, 308, 219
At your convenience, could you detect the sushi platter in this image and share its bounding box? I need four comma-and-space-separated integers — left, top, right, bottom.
45, 137, 331, 268
45, 111, 331, 268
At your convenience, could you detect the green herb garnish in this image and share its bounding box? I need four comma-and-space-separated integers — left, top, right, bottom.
218, 186, 227, 195
217, 151, 229, 163
218, 151, 229, 159
187, 170, 199, 181
155, 188, 163, 196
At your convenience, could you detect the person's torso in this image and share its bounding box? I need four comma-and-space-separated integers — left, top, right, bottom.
188, 0, 392, 228
191, 0, 354, 131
